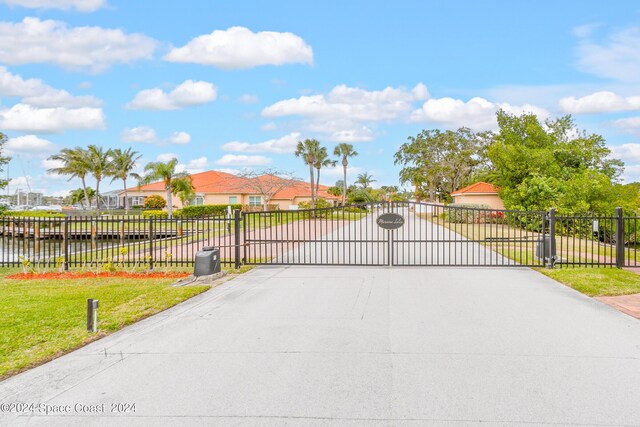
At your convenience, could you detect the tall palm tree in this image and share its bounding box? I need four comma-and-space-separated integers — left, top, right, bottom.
333, 143, 358, 205
68, 187, 95, 209
356, 172, 376, 189
108, 148, 142, 213
47, 147, 91, 212
294, 138, 320, 209
86, 145, 111, 215
314, 147, 337, 199
138, 158, 189, 218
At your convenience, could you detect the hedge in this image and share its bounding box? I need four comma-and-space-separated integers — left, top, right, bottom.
175, 204, 243, 218
443, 203, 498, 224
0, 211, 66, 218
141, 210, 168, 219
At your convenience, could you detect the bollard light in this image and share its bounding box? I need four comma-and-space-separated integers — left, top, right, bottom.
87, 299, 99, 332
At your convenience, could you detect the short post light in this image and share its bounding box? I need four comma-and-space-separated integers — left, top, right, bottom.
87, 298, 99, 333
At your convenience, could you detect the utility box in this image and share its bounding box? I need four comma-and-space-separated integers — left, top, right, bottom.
536, 236, 556, 261
194, 246, 221, 276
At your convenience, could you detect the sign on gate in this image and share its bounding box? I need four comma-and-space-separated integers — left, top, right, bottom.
376, 213, 405, 230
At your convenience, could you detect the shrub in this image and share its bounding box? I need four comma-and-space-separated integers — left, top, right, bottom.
298, 199, 332, 210
1, 210, 66, 218
141, 210, 168, 219
444, 203, 493, 223
175, 204, 243, 218
143, 195, 166, 209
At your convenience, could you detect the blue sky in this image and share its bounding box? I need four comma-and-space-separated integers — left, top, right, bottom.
1, 0, 640, 197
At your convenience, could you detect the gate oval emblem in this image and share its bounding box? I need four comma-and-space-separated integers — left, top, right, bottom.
376, 213, 405, 230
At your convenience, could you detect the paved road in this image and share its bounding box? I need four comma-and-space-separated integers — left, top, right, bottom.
1, 266, 640, 426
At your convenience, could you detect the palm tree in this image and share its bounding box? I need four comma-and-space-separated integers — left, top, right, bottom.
68, 187, 95, 209
108, 148, 142, 213
138, 158, 189, 218
356, 172, 376, 189
86, 145, 111, 215
314, 147, 337, 199
294, 138, 320, 209
47, 147, 91, 212
172, 176, 195, 207
333, 143, 358, 205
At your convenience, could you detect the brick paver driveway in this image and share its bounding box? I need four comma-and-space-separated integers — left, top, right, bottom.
1, 265, 640, 426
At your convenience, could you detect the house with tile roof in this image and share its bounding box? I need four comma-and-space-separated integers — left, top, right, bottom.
450, 181, 504, 209
118, 170, 339, 210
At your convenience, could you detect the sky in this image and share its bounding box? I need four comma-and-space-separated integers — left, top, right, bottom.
1, 0, 640, 198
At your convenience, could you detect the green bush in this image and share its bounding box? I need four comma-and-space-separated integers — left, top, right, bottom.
175, 204, 243, 218
143, 195, 167, 209
141, 210, 168, 219
443, 203, 493, 223
1, 210, 66, 218
298, 199, 332, 210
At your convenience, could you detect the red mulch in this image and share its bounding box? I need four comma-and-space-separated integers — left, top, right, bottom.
6, 271, 191, 280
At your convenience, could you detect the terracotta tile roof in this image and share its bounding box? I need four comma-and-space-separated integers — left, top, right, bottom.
451, 181, 499, 196
127, 170, 339, 200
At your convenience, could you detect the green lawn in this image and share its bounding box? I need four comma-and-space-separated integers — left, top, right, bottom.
0, 275, 210, 379
537, 267, 640, 297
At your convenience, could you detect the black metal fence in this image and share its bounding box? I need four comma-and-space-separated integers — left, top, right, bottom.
2, 204, 640, 269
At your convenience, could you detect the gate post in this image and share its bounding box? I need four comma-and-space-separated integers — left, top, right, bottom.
234, 209, 241, 269
547, 208, 556, 269
616, 207, 625, 268
148, 217, 153, 270
63, 216, 69, 270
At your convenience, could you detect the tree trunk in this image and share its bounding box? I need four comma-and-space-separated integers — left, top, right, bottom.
342, 158, 347, 206
123, 178, 129, 213
308, 163, 315, 210
95, 179, 101, 216
166, 187, 173, 219
315, 167, 321, 200
81, 177, 90, 214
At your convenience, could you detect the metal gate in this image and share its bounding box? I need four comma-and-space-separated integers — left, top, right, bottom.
242, 201, 547, 267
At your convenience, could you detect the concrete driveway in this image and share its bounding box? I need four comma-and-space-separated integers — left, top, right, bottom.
1, 266, 640, 426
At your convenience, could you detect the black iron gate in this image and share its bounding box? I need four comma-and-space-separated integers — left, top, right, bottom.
242, 201, 548, 267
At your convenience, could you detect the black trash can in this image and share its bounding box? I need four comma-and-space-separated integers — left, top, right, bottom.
536, 236, 555, 261
194, 246, 221, 276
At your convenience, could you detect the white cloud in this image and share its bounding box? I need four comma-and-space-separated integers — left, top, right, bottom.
0, 66, 101, 107
41, 158, 64, 170
410, 96, 549, 130
156, 153, 179, 162
168, 131, 191, 145
261, 122, 278, 131
575, 26, 640, 82
262, 83, 428, 121
164, 26, 313, 69
126, 80, 217, 110
0, 103, 105, 133
614, 117, 640, 136
214, 154, 272, 166
123, 127, 191, 145
222, 132, 301, 154
321, 165, 364, 182
238, 94, 259, 104
0, 17, 157, 73
175, 156, 209, 174
305, 120, 375, 142
122, 126, 157, 143
610, 143, 640, 163
5, 135, 55, 157
0, 0, 106, 11
559, 91, 640, 114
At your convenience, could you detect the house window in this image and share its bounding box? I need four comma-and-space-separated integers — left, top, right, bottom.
190, 196, 204, 206
249, 196, 261, 206
131, 196, 145, 207
229, 196, 238, 204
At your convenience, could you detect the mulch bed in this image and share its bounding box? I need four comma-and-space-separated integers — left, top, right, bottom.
6, 271, 191, 280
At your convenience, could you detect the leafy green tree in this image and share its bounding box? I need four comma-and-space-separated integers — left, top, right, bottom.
172, 176, 196, 207
333, 143, 358, 205
138, 158, 188, 218
355, 172, 375, 189
47, 147, 92, 213
0, 132, 9, 193
487, 111, 627, 213
68, 187, 96, 209
108, 147, 142, 213
394, 127, 490, 201
314, 146, 336, 198
294, 138, 321, 209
